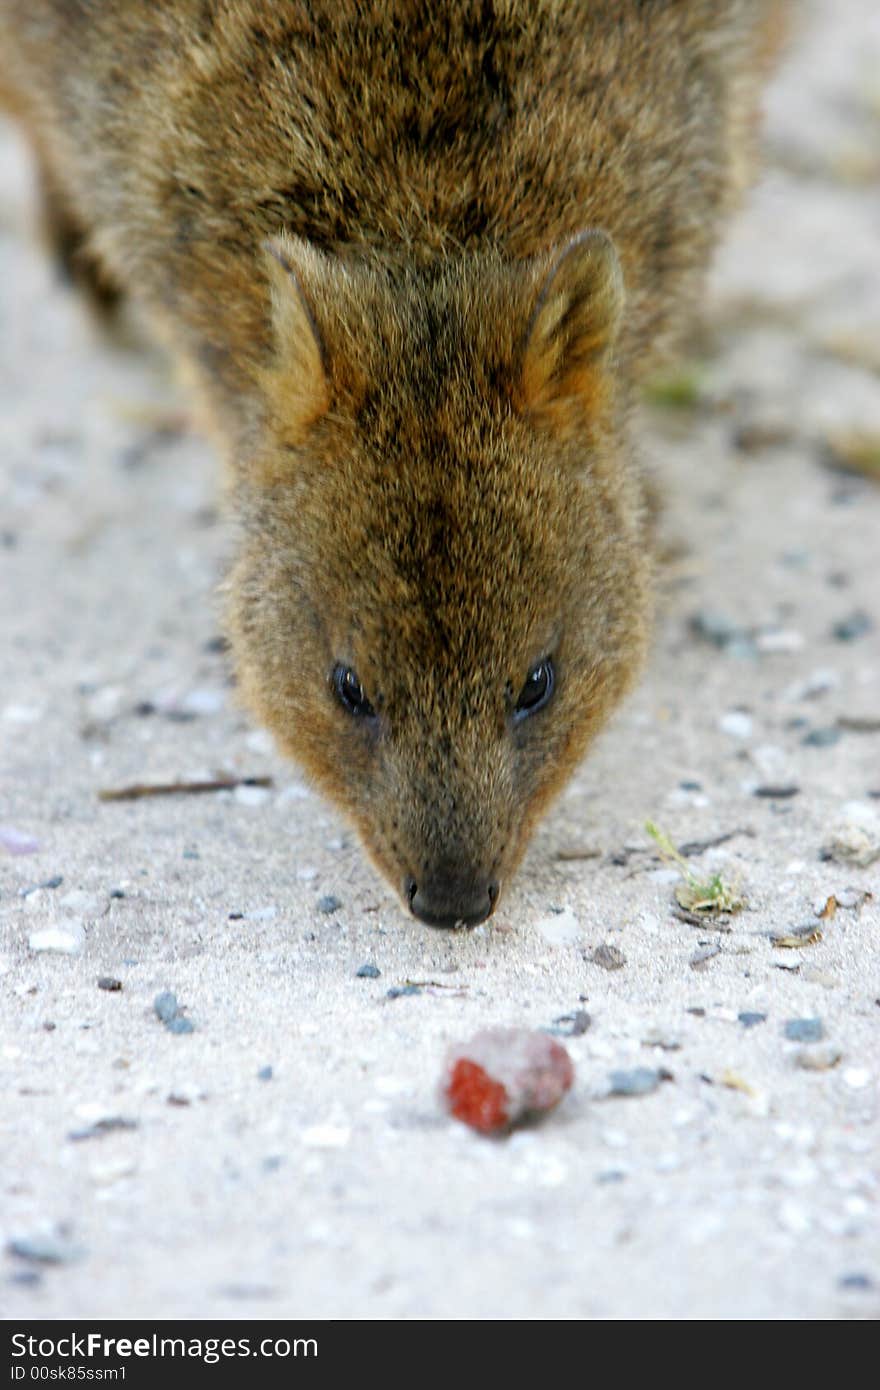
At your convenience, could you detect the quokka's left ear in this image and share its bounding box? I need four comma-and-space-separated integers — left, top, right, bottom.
518, 229, 624, 433
262, 234, 331, 439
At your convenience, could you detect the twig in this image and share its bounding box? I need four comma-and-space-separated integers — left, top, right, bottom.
98, 776, 274, 802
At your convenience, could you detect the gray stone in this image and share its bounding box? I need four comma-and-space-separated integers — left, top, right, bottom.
784, 1017, 824, 1043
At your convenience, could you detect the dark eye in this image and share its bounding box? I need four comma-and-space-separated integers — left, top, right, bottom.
513, 658, 555, 721
332, 664, 376, 718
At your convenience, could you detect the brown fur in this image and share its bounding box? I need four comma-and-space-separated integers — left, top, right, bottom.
0, 1, 785, 924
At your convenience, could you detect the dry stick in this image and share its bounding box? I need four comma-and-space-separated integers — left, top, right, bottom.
677, 827, 755, 857
98, 776, 274, 802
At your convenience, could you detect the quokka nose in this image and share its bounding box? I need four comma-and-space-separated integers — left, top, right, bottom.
406, 874, 499, 929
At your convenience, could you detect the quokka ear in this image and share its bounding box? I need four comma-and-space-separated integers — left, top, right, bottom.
519, 230, 624, 431
262, 235, 331, 438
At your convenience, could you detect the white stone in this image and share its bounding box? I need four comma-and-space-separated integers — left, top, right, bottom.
719, 710, 753, 739
756, 628, 804, 653
648, 867, 681, 885
842, 1068, 871, 1090
28, 920, 85, 954
535, 906, 581, 945
90, 1157, 137, 1185
783, 668, 839, 701
234, 783, 270, 806
3, 703, 43, 723
181, 687, 225, 715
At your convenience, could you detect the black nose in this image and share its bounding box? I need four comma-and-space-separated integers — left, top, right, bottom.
405, 875, 499, 929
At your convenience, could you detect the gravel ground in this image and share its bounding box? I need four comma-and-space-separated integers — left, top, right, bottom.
1, 0, 878, 1321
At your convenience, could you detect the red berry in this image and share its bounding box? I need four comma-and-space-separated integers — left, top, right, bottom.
446, 1059, 510, 1134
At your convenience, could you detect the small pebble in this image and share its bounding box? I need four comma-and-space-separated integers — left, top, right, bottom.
19, 875, 63, 897
386, 984, 422, 998
591, 943, 626, 971
166, 1016, 195, 1035
316, 894, 342, 914
443, 1028, 574, 1135
832, 610, 873, 642
784, 669, 839, 701
607, 1067, 671, 1097
771, 924, 822, 948
167, 1084, 204, 1106
154, 991, 180, 1023
548, 1010, 591, 1037
838, 1273, 874, 1292
795, 1045, 842, 1072
802, 726, 842, 748
738, 1012, 767, 1029
356, 963, 381, 979
68, 1116, 139, 1142
215, 1282, 278, 1300
7, 1235, 84, 1266
257, 1065, 273, 1082
641, 1027, 681, 1051
689, 612, 753, 655
753, 785, 800, 799
690, 944, 721, 971
784, 1017, 824, 1043
822, 817, 880, 869
97, 977, 122, 992
834, 888, 872, 911
154, 991, 195, 1033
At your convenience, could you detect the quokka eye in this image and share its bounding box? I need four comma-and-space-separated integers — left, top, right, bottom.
332, 664, 376, 718
513, 658, 555, 721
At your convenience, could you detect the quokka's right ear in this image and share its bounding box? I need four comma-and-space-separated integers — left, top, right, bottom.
518, 230, 624, 435
262, 235, 331, 439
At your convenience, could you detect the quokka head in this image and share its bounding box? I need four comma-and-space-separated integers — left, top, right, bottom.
227, 229, 651, 927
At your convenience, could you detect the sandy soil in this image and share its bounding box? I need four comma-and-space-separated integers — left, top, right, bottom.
1, 0, 878, 1320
